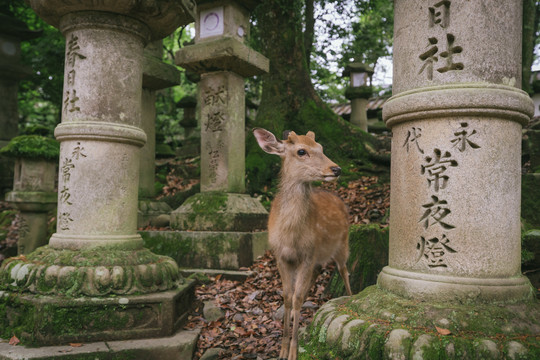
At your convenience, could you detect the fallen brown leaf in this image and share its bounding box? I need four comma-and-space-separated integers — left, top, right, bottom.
9, 335, 20, 346
435, 326, 452, 335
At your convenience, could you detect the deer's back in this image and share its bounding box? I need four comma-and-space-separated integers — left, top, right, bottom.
268, 189, 349, 266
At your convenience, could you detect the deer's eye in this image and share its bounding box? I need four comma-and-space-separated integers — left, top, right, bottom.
297, 149, 307, 156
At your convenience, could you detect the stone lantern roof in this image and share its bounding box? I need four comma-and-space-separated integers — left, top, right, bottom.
26, 0, 197, 39
342, 62, 374, 78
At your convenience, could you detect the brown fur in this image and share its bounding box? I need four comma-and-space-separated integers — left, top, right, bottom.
253, 128, 352, 360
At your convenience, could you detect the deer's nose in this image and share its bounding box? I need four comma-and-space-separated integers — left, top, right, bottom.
331, 166, 341, 176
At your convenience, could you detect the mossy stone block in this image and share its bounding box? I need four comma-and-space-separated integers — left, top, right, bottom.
140, 230, 269, 270
522, 173, 540, 228
326, 224, 389, 297
170, 192, 268, 232
0, 280, 195, 346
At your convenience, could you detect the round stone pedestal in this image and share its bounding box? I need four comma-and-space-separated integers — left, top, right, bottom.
301, 286, 540, 360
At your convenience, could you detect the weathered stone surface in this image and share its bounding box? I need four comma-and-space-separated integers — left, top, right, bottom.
0, 246, 180, 296
203, 300, 224, 322
170, 192, 268, 232
326, 314, 349, 345
175, 37, 269, 77
200, 347, 223, 360
392, 1, 522, 95
380, 0, 534, 303
301, 286, 540, 359
507, 341, 528, 360
411, 334, 434, 360
477, 339, 500, 359
141, 229, 268, 270
385, 329, 412, 360
0, 280, 196, 346
340, 319, 365, 352
27, 0, 195, 40
0, 328, 200, 359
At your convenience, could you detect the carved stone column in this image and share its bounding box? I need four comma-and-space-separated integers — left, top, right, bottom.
380, 0, 533, 302
137, 40, 180, 228
0, 0, 197, 346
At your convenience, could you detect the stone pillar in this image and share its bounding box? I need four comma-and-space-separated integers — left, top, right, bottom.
163, 0, 269, 270
301, 2, 540, 358
178, 95, 198, 139
343, 63, 373, 132
137, 40, 181, 228
0, 0, 197, 346
380, 0, 533, 302
157, 0, 269, 269
0, 15, 40, 196
6, 155, 57, 255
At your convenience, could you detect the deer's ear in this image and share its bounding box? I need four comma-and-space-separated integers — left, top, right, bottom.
253, 128, 285, 155
306, 131, 316, 140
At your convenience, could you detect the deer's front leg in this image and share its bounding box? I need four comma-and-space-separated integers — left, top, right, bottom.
288, 263, 319, 360
277, 259, 295, 360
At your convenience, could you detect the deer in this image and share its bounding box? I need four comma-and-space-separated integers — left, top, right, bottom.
253, 128, 352, 360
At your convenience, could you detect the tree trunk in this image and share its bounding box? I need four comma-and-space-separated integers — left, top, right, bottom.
246, 0, 378, 193
304, 0, 315, 70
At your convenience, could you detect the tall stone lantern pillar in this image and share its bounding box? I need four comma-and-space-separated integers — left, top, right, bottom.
343, 63, 373, 132
0, 15, 40, 196
0, 0, 199, 347
167, 0, 270, 270
300, 1, 540, 357
138, 40, 181, 228
380, 0, 533, 302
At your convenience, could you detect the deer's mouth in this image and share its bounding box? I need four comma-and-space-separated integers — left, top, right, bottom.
323, 174, 339, 182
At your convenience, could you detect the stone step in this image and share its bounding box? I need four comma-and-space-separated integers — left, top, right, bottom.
0, 328, 200, 360
181, 268, 255, 282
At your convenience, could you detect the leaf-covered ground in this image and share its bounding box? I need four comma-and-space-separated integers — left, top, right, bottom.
185, 251, 335, 360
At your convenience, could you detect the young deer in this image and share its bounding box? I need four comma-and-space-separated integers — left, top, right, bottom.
253, 128, 352, 360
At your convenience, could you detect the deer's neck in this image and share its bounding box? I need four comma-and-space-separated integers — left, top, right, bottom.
275, 178, 313, 229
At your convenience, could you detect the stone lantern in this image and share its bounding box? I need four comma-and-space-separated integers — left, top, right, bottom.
0, 0, 199, 352
0, 14, 41, 197
343, 62, 374, 132
169, 0, 270, 270
1, 135, 58, 255
178, 95, 198, 138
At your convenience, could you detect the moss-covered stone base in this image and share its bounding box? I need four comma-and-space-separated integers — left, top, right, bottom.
170, 192, 268, 232
137, 199, 172, 228
326, 225, 388, 298
140, 230, 268, 270
522, 174, 540, 228
301, 286, 540, 359
0, 246, 181, 296
0, 279, 195, 346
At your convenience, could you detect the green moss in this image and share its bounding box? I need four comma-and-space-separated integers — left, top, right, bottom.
301, 286, 540, 359
522, 174, 540, 228
0, 135, 59, 160
326, 224, 389, 297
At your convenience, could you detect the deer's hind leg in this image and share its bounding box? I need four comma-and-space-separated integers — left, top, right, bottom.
334, 238, 353, 296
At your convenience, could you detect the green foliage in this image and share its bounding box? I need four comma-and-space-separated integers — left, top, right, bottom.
7, 1, 65, 135
0, 135, 59, 160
